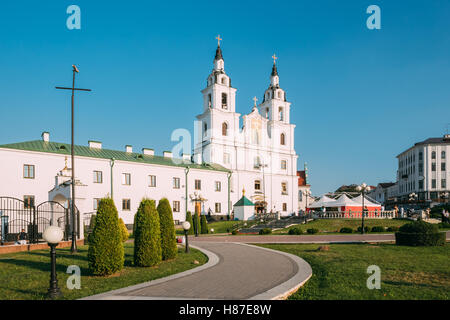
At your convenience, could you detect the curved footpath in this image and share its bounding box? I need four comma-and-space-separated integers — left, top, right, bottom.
82, 242, 312, 300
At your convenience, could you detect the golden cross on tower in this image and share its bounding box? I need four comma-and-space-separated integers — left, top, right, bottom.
272, 53, 278, 64
253, 96, 258, 106
216, 35, 222, 46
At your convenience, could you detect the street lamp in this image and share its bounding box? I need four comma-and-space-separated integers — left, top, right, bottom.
43, 226, 64, 299
356, 183, 371, 234
182, 221, 191, 253
302, 189, 312, 216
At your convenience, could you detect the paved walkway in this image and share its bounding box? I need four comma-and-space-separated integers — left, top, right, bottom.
83, 242, 312, 300
190, 231, 450, 244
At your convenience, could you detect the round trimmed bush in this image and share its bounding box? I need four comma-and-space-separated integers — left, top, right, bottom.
371, 226, 385, 233
157, 198, 177, 260
134, 199, 162, 267
339, 227, 353, 233
288, 227, 303, 235
119, 218, 129, 242
395, 220, 446, 246
259, 228, 272, 235
88, 198, 124, 276
438, 222, 450, 229
231, 230, 238, 235
185, 211, 194, 235
357, 226, 371, 233
307, 228, 319, 234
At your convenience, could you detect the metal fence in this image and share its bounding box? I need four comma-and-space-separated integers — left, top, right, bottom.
0, 197, 79, 244
312, 210, 396, 219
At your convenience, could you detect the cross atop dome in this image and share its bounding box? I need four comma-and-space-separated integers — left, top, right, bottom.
271, 53, 278, 77
272, 54, 278, 64
214, 35, 224, 61
253, 96, 258, 106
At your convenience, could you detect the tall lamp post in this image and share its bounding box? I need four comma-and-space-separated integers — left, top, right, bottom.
182, 221, 191, 253
356, 183, 371, 234
43, 226, 64, 299
302, 189, 311, 216
55, 65, 92, 253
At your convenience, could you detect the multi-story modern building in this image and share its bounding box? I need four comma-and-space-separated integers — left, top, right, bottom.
396, 134, 450, 203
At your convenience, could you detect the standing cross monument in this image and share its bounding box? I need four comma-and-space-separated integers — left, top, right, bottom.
55, 65, 92, 253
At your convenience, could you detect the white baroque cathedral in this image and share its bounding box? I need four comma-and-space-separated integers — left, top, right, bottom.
0, 39, 304, 236
194, 40, 299, 215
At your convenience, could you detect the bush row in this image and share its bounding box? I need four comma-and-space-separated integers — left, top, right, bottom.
88, 197, 178, 276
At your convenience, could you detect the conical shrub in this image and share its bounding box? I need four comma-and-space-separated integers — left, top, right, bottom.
200, 215, 208, 234
157, 198, 177, 260
134, 199, 162, 267
88, 198, 124, 276
185, 211, 194, 235
119, 218, 129, 242
192, 213, 200, 235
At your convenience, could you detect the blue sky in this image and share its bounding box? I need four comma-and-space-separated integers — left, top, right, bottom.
0, 0, 449, 195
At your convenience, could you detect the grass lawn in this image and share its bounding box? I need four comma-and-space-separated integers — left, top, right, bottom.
0, 243, 207, 300
259, 243, 450, 299
273, 219, 411, 235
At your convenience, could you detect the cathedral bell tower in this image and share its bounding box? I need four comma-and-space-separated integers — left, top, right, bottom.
201, 35, 237, 113
259, 54, 291, 124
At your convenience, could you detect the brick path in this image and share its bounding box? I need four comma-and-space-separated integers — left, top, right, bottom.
83, 242, 311, 300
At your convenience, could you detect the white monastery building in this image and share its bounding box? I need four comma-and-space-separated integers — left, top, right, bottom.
0, 40, 306, 229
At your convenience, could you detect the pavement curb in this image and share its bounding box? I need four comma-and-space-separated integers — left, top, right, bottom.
79, 245, 220, 300
237, 243, 313, 300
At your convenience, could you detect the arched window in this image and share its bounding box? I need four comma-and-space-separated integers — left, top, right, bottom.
208, 94, 212, 107
222, 93, 228, 109
222, 122, 228, 136
278, 107, 284, 121
278, 91, 282, 99
203, 123, 207, 137
265, 108, 269, 119
432, 151, 436, 159
280, 133, 285, 145
442, 151, 446, 159
254, 156, 261, 168
221, 77, 227, 85
254, 180, 261, 190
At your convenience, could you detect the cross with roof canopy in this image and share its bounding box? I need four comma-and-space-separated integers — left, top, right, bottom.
216, 35, 222, 46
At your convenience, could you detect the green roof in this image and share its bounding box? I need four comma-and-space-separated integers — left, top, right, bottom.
234, 196, 255, 207
0, 140, 230, 172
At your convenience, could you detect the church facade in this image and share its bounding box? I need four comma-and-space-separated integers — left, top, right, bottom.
0, 40, 302, 230
194, 42, 299, 215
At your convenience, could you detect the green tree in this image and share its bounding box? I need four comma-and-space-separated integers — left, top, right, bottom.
87, 198, 124, 276
119, 218, 129, 242
200, 215, 208, 234
185, 211, 194, 235
134, 199, 162, 267
157, 198, 178, 260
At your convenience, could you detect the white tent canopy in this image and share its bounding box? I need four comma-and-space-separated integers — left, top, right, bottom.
308, 195, 334, 208
331, 194, 360, 207
351, 195, 381, 207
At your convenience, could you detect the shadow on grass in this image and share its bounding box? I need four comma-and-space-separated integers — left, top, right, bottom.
0, 257, 92, 276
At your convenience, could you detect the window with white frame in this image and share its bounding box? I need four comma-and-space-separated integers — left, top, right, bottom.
223, 152, 230, 164
173, 177, 180, 189
215, 181, 221, 192
122, 173, 131, 185
173, 201, 180, 212
122, 199, 131, 211
281, 182, 288, 195
195, 179, 201, 190
281, 160, 287, 170
23, 164, 35, 179
93, 198, 101, 210
93, 171, 103, 183
215, 203, 221, 213
149, 175, 156, 187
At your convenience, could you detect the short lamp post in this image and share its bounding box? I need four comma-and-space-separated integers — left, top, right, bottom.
409, 192, 418, 203
182, 221, 191, 253
356, 183, 371, 234
43, 226, 64, 299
